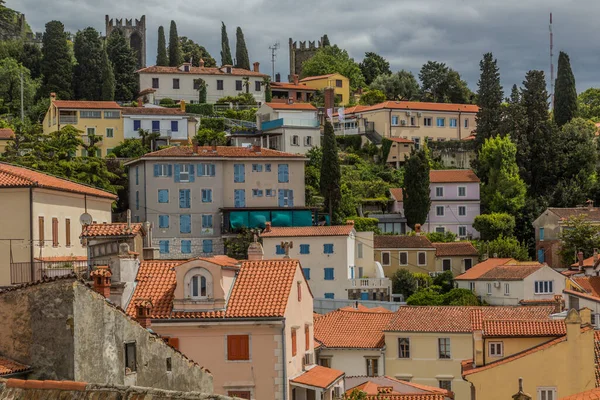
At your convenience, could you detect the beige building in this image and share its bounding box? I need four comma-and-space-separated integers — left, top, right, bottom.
386, 137, 414, 167
299, 73, 350, 105
0, 162, 115, 286
373, 235, 437, 277
433, 242, 479, 275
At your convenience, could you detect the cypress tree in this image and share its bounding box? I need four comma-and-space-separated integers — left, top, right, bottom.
263, 76, 272, 102
100, 46, 115, 101
402, 149, 431, 230
107, 30, 138, 102
475, 53, 503, 151
320, 121, 341, 223
73, 27, 104, 100
40, 20, 73, 99
235, 27, 250, 70
220, 22, 233, 66
168, 21, 183, 67
554, 51, 577, 127
156, 26, 169, 66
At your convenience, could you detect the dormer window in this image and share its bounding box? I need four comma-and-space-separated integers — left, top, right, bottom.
192, 275, 207, 298
226, 66, 232, 74
184, 65, 190, 72
185, 267, 213, 300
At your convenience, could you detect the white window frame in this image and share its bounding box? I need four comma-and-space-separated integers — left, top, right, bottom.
357, 243, 363, 259
458, 206, 467, 216
399, 251, 408, 266
381, 251, 391, 266
534, 280, 554, 294
156, 164, 169, 177
458, 186, 466, 197
437, 337, 451, 359
423, 117, 432, 127
106, 127, 114, 138
435, 187, 444, 197
487, 283, 492, 295
304, 136, 313, 147
464, 118, 469, 128
458, 226, 467, 237
504, 283, 510, 296
489, 341, 503, 357
417, 251, 427, 266
442, 259, 452, 271
179, 164, 190, 182
436, 206, 445, 216
537, 387, 557, 400
436, 117, 445, 128
435, 226, 446, 233
292, 135, 299, 146
449, 118, 457, 128
391, 115, 399, 126
469, 282, 475, 292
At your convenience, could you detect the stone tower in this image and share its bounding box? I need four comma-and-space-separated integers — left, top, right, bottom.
288, 35, 327, 81
105, 15, 146, 68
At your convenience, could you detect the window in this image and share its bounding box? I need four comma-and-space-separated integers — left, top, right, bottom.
442, 259, 451, 271
171, 121, 179, 132
217, 80, 224, 90
291, 329, 297, 356
292, 135, 299, 146
436, 117, 445, 127
81, 110, 101, 119
458, 206, 466, 216
399, 252, 408, 265
173, 78, 180, 89
458, 226, 467, 237
158, 215, 169, 229
227, 335, 250, 360
152, 78, 159, 88
438, 338, 451, 359
487, 283, 492, 295
179, 189, 191, 208
202, 188, 213, 203
234, 189, 246, 208
413, 137, 421, 150
178, 164, 191, 182
410, 116, 416, 126
489, 341, 503, 357
535, 280, 554, 294
458, 186, 466, 197
154, 164, 172, 177
418, 252, 426, 265
304, 136, 313, 146
181, 240, 192, 254
464, 258, 473, 271
436, 206, 445, 216
38, 216, 44, 246
152, 120, 160, 132
202, 214, 213, 230
202, 239, 213, 254
191, 274, 207, 297
234, 164, 245, 183
276, 245, 285, 255
86, 127, 96, 136
449, 118, 457, 127
278, 164, 289, 183
158, 189, 169, 203
235, 80, 242, 91
265, 164, 271, 172
255, 81, 261, 91
439, 380, 452, 391
133, 120, 141, 131
106, 127, 114, 138
266, 189, 274, 197
65, 219, 71, 247
504, 283, 510, 296
391, 116, 399, 126
423, 117, 432, 126
135, 166, 139, 185
278, 189, 294, 207
398, 338, 410, 358
324, 268, 334, 280
469, 282, 475, 291
135, 191, 139, 210
336, 79, 343, 87
159, 240, 170, 254
303, 268, 311, 280
324, 293, 334, 299
252, 164, 263, 172
539, 227, 545, 241
435, 187, 444, 197
180, 214, 191, 234
166, 357, 172, 372
382, 252, 391, 266
366, 358, 378, 377
436, 226, 446, 233
252, 189, 263, 197
305, 325, 310, 351
537, 388, 556, 400
228, 391, 251, 400
357, 243, 363, 258
125, 342, 136, 372
464, 118, 469, 128
52, 217, 59, 247
300, 244, 310, 254
324, 244, 334, 254
104, 111, 119, 120
319, 357, 332, 368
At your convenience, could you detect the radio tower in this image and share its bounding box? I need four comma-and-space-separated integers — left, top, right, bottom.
550, 12, 554, 110
269, 41, 280, 81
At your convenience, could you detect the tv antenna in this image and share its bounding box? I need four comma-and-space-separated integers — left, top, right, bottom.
549, 12, 554, 110
269, 41, 280, 81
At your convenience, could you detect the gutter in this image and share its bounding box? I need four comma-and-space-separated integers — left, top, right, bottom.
282, 318, 287, 400
152, 317, 285, 324
29, 187, 34, 274
143, 161, 147, 222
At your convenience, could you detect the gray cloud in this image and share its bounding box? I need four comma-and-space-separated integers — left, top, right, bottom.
10, 0, 600, 95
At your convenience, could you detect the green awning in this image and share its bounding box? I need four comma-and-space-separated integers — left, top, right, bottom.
249, 211, 270, 229
271, 210, 292, 227
292, 210, 313, 227
230, 211, 249, 229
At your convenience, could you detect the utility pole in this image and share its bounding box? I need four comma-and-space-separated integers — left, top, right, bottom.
20, 69, 24, 122
269, 41, 280, 81
549, 12, 554, 110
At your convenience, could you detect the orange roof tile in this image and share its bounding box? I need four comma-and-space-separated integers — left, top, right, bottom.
299, 74, 338, 82
563, 289, 600, 303
265, 102, 317, 111
462, 134, 476, 141
390, 188, 403, 201
346, 376, 451, 400
52, 100, 121, 109
0, 356, 30, 376
572, 277, 600, 297
475, 264, 543, 280
571, 255, 597, 268
81, 223, 144, 238
225, 259, 303, 318
595, 330, 600, 386
454, 258, 514, 280
356, 100, 479, 114
429, 169, 480, 183
433, 242, 478, 257
137, 145, 305, 159
560, 388, 600, 400
137, 65, 267, 77
291, 365, 344, 389
338, 304, 392, 313
261, 225, 355, 238
0, 127, 14, 139
482, 319, 566, 337
271, 82, 317, 91
35, 256, 87, 262
121, 107, 187, 116
388, 137, 414, 144
374, 235, 434, 249
314, 308, 394, 349
0, 162, 117, 200
348, 382, 447, 400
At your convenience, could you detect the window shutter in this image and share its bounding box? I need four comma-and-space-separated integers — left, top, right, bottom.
189, 164, 195, 182
289, 190, 294, 207
305, 325, 310, 351
154, 164, 160, 177
167, 164, 173, 177
291, 329, 297, 356
210, 164, 215, 176
171, 121, 178, 132
278, 189, 284, 207
65, 219, 71, 247
174, 164, 181, 182
52, 218, 58, 246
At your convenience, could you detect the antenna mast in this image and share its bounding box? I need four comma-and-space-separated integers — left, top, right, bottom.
269, 41, 280, 81
550, 12, 554, 110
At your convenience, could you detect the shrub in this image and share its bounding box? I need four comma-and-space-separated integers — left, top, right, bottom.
194, 128, 227, 146
473, 213, 516, 241
391, 269, 417, 299
346, 217, 379, 232
159, 98, 175, 106
200, 117, 226, 131
426, 231, 457, 243
476, 235, 530, 261
186, 103, 214, 115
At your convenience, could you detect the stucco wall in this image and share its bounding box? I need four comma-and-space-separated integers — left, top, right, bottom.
317, 348, 384, 377
375, 248, 437, 277
123, 115, 190, 141
0, 188, 30, 286
434, 255, 477, 276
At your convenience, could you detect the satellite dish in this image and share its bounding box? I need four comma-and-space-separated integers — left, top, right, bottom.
80, 213, 93, 226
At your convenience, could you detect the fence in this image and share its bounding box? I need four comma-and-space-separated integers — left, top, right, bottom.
10, 260, 92, 285
313, 298, 405, 314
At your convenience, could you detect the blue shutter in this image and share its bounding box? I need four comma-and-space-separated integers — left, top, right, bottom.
539, 228, 545, 241
324, 268, 334, 280
174, 164, 181, 182
202, 214, 213, 228
154, 164, 160, 177
180, 215, 191, 233
133, 120, 141, 130
171, 121, 179, 132
207, 189, 212, 202
538, 249, 545, 263
300, 244, 310, 254
167, 164, 173, 177
159, 240, 169, 254
303, 268, 311, 280
152, 120, 160, 132
181, 240, 191, 254
360, 292, 369, 300
278, 189, 284, 207
135, 191, 139, 210
197, 164, 204, 177
276, 245, 284, 255
240, 189, 245, 207
159, 189, 169, 203
324, 293, 334, 299
324, 244, 334, 254
179, 189, 190, 208
159, 215, 169, 228
289, 190, 294, 207
189, 164, 195, 182
277, 164, 289, 183
234, 164, 245, 183
135, 167, 139, 185
202, 240, 213, 253
209, 164, 216, 176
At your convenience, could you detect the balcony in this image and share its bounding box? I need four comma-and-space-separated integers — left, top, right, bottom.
261, 118, 319, 131
10, 260, 91, 285
350, 278, 391, 289
59, 115, 78, 125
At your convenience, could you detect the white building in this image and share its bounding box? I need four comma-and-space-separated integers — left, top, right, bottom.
455, 258, 566, 306
137, 62, 268, 104
260, 223, 391, 300
121, 106, 198, 145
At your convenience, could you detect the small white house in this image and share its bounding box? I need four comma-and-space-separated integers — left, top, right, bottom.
121, 106, 197, 144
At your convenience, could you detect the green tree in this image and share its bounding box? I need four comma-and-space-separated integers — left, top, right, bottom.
180, 36, 216, 67
194, 128, 227, 146
301, 45, 365, 92
359, 52, 391, 86
82, 131, 102, 157
263, 76, 272, 102
168, 20, 183, 67
224, 228, 256, 259
100, 45, 115, 101
111, 138, 148, 158
406, 288, 444, 305
235, 27, 250, 70
107, 30, 138, 102
559, 215, 600, 265
220, 22, 233, 66
194, 78, 207, 103
369, 70, 420, 101
442, 288, 481, 306
156, 26, 169, 66
45, 125, 83, 160
359, 89, 385, 105
554, 51, 577, 127
478, 135, 526, 214
73, 27, 104, 100
40, 20, 73, 100
478, 235, 530, 261
473, 213, 516, 241
432, 270, 454, 294
320, 121, 341, 222
419, 61, 473, 103
425, 231, 457, 243
343, 389, 367, 400
392, 269, 417, 300
475, 53, 503, 151
577, 88, 600, 120
21, 43, 42, 80
321, 34, 330, 47
0, 58, 38, 116
402, 149, 431, 229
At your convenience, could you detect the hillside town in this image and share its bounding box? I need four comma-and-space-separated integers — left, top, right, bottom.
1, 2, 600, 400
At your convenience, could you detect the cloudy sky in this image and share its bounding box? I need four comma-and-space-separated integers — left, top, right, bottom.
9, 0, 600, 95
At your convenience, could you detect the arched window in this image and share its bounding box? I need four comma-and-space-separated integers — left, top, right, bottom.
185, 267, 213, 299
191, 275, 207, 298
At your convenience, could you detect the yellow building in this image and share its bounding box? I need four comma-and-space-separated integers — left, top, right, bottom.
0, 127, 14, 154
42, 93, 124, 157
299, 73, 350, 105
373, 235, 437, 277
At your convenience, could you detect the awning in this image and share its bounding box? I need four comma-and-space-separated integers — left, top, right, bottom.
290, 365, 344, 390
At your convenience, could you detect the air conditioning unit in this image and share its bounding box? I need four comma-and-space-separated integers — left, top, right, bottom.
405, 111, 411, 116
417, 112, 423, 117
494, 281, 501, 288
401, 120, 407, 126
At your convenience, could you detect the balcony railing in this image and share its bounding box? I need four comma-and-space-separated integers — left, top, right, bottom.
350, 278, 391, 289
59, 116, 78, 124
10, 260, 92, 285
261, 118, 319, 131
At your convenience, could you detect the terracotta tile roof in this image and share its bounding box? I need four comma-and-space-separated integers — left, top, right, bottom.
563, 289, 600, 303
121, 107, 186, 115
433, 242, 478, 257
137, 65, 267, 77
345, 376, 451, 400
52, 100, 121, 109
0, 162, 117, 200
225, 259, 302, 318
349, 382, 447, 400
572, 277, 600, 297
81, 223, 144, 238
429, 169, 480, 183
261, 225, 355, 238
390, 188, 403, 201
547, 207, 600, 222
197, 255, 239, 268
5, 378, 87, 391
290, 365, 344, 389
571, 256, 597, 268
334, 105, 370, 117
299, 74, 338, 82
462, 134, 476, 141
0, 127, 14, 139
454, 258, 519, 280
265, 102, 317, 111
519, 299, 560, 306
595, 330, 600, 387
475, 264, 543, 280
137, 87, 156, 96
35, 256, 87, 262
388, 137, 414, 144
560, 387, 600, 400
374, 235, 434, 249
314, 308, 394, 349
0, 356, 31, 376
562, 269, 580, 277
137, 145, 305, 159
386, 306, 554, 333
314, 339, 322, 349
357, 100, 479, 114
482, 319, 566, 337
271, 82, 317, 91
338, 304, 392, 313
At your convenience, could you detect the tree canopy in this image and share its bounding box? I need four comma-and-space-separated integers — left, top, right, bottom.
180, 36, 216, 67
72, 27, 104, 100
40, 20, 73, 100
235, 27, 250, 70
168, 20, 183, 67
419, 61, 473, 103
553, 51, 577, 127
0, 58, 37, 116
156, 26, 168, 66
402, 149, 431, 229
320, 121, 341, 222
359, 52, 391, 86
107, 30, 138, 102
369, 70, 420, 101
475, 53, 503, 151
301, 45, 365, 92
220, 22, 233, 66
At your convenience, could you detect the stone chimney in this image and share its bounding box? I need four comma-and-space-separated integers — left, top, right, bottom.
90, 266, 112, 298
253, 62, 260, 73
199, 58, 205, 67
324, 87, 335, 114
579, 307, 592, 325
247, 239, 264, 261
594, 248, 598, 264
193, 140, 199, 153
180, 100, 186, 112
252, 144, 261, 153
588, 199, 594, 211
565, 308, 582, 341
512, 378, 532, 400
578, 251, 584, 270
137, 97, 143, 107
553, 294, 565, 313
293, 74, 299, 85
264, 222, 272, 233
211, 143, 217, 152
473, 329, 484, 367
414, 224, 421, 234
50, 92, 56, 103
346, 220, 355, 226
135, 299, 153, 329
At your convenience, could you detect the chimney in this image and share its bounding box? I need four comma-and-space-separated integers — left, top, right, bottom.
473, 329, 484, 367
276, 73, 281, 83
252, 144, 261, 153
512, 378, 532, 400
264, 222, 272, 233
134, 299, 153, 329
293, 74, 299, 85
199, 58, 205, 68
247, 237, 264, 261
253, 62, 260, 73
287, 98, 294, 105
180, 100, 186, 112
579, 307, 592, 325
50, 92, 56, 103
588, 199, 594, 211
578, 251, 584, 270
127, 209, 131, 229
594, 248, 598, 264
193, 140, 199, 153
565, 308, 582, 340
211, 143, 217, 152
553, 294, 564, 313
324, 87, 335, 114
346, 220, 355, 226
137, 97, 143, 107
90, 266, 112, 298
414, 224, 421, 234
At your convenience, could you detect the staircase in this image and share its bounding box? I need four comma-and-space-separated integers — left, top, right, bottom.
363, 129, 383, 145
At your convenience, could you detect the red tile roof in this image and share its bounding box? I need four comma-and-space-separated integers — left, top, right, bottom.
563, 289, 600, 303
560, 388, 600, 400
475, 264, 543, 280
314, 308, 394, 349
35, 256, 87, 262
348, 382, 447, 400
388, 137, 415, 144
390, 188, 403, 201
571, 256, 597, 268
265, 102, 317, 111
353, 101, 479, 114
261, 225, 355, 238
429, 169, 480, 183
291, 365, 345, 389
454, 258, 539, 280
481, 319, 566, 337
433, 242, 478, 257
271, 82, 317, 91
0, 162, 117, 200
299, 74, 338, 82
0, 356, 30, 376
52, 100, 121, 109
333, 105, 370, 117
0, 127, 14, 139
81, 223, 144, 238
546, 207, 600, 222
121, 107, 186, 115
225, 259, 303, 318
345, 376, 451, 400
374, 235, 434, 249
138, 145, 305, 159
338, 304, 392, 313
137, 65, 267, 77
572, 277, 600, 298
